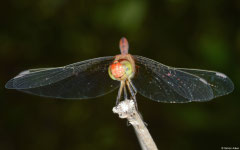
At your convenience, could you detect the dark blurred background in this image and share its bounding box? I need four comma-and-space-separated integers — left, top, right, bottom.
0, 0, 239, 150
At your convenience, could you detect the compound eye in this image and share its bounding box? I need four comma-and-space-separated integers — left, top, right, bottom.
108, 59, 133, 81
121, 60, 133, 77
108, 61, 125, 80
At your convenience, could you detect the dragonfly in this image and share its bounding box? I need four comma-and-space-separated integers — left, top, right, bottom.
5, 37, 234, 106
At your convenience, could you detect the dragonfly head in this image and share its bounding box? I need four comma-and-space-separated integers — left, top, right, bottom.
108, 59, 133, 81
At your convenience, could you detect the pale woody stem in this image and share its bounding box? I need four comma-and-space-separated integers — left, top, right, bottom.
113, 99, 158, 150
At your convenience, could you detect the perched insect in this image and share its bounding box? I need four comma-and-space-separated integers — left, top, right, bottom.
5, 37, 234, 106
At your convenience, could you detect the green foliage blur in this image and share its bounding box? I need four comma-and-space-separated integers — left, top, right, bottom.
1, 0, 239, 150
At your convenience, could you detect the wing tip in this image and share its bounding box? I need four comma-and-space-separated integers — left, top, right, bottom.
5, 79, 14, 89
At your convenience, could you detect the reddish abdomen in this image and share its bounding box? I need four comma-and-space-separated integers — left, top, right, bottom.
119, 37, 129, 54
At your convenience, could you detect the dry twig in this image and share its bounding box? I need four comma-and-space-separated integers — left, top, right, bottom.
113, 99, 158, 150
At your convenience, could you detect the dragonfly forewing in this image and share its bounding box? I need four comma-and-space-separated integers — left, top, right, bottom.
132, 55, 233, 103
177, 68, 234, 97
5, 56, 120, 99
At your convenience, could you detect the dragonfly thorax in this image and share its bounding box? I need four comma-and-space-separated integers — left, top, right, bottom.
108, 59, 134, 81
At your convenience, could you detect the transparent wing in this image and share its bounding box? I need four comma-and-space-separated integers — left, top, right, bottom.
132, 55, 232, 103
5, 56, 120, 99
177, 68, 234, 97
6, 67, 74, 89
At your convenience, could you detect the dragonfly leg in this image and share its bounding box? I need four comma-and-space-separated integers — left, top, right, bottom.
126, 80, 138, 110
128, 79, 137, 95
116, 81, 124, 105
126, 81, 135, 99
123, 84, 128, 100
